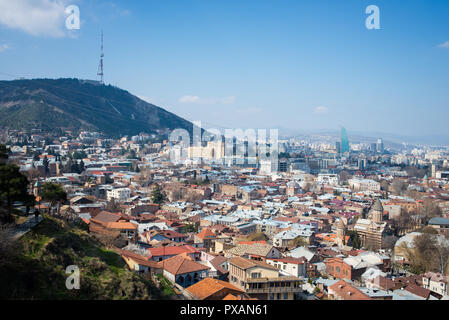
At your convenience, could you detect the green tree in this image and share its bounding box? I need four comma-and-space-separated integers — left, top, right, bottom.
127, 149, 136, 159
78, 160, 85, 173
0, 145, 9, 163
150, 183, 167, 205
72, 150, 87, 160
347, 230, 361, 249
41, 183, 67, 215
0, 164, 30, 221
42, 156, 49, 176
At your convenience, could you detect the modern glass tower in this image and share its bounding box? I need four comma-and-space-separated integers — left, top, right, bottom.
341, 127, 350, 153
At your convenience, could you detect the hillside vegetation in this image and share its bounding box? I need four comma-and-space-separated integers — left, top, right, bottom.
0, 78, 193, 137
0, 215, 164, 299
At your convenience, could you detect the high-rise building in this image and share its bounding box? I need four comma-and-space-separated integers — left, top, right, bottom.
376, 138, 384, 154
278, 158, 289, 172
358, 158, 367, 169
341, 127, 350, 153
335, 141, 341, 154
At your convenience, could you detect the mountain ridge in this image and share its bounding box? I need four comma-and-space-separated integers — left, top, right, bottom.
0, 78, 194, 138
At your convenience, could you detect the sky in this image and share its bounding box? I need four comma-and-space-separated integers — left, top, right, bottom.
0, 0, 448, 139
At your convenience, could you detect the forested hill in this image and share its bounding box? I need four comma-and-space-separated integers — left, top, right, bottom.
0, 78, 193, 137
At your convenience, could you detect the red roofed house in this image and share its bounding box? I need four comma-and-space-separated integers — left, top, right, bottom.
89, 211, 137, 243
328, 280, 372, 300
158, 229, 188, 243
185, 278, 245, 300
194, 228, 218, 250
147, 245, 201, 262
158, 254, 210, 288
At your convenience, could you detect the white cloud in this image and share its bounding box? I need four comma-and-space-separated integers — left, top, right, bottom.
178, 95, 235, 105
0, 43, 10, 52
0, 0, 72, 37
314, 106, 328, 114
437, 41, 449, 49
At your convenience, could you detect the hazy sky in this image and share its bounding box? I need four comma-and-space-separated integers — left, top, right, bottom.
0, 0, 448, 138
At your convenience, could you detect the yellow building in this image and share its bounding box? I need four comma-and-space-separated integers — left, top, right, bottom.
228, 256, 302, 300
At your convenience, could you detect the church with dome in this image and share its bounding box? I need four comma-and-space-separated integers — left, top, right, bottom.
353, 199, 391, 251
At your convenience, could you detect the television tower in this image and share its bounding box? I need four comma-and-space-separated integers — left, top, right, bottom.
97, 30, 104, 84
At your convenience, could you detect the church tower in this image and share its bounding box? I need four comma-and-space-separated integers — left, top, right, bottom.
337, 218, 346, 245
370, 198, 384, 223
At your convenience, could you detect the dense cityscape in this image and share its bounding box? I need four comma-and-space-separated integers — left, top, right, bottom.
0, 1, 449, 310
1, 124, 448, 301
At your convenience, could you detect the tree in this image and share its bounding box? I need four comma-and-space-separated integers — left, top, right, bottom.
411, 233, 449, 274
380, 180, 389, 192
72, 150, 87, 160
24, 194, 36, 214
127, 149, 137, 159
40, 183, 67, 216
42, 156, 49, 176
293, 236, 307, 247
180, 223, 198, 234
78, 160, 85, 173
347, 230, 361, 249
391, 179, 407, 196
0, 164, 30, 221
0, 144, 9, 164
151, 184, 167, 205
245, 232, 268, 242
338, 171, 351, 183
422, 199, 442, 224
105, 199, 121, 213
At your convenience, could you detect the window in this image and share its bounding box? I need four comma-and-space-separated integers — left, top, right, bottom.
284, 293, 288, 300
270, 293, 274, 300
251, 272, 261, 278
283, 265, 286, 270
277, 293, 281, 300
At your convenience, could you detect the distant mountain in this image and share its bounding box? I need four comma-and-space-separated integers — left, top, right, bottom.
0, 78, 194, 137
278, 127, 448, 147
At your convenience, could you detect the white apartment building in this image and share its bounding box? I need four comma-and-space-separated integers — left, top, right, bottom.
259, 159, 278, 174
317, 174, 339, 186
266, 257, 307, 278
422, 272, 448, 296
107, 187, 131, 202
348, 178, 380, 191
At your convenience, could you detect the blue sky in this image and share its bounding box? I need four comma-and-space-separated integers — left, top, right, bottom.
0, 0, 448, 138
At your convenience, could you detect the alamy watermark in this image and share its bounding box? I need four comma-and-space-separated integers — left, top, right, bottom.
168, 121, 279, 168
365, 5, 380, 30
65, 5, 80, 30
65, 265, 80, 290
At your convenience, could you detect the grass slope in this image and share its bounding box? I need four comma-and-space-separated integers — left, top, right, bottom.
0, 215, 164, 300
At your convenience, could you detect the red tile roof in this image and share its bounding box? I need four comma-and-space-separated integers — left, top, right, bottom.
158, 254, 209, 275
186, 278, 243, 300
196, 228, 216, 240
329, 280, 372, 300
147, 245, 199, 257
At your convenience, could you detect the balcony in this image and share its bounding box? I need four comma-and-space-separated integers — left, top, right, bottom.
245, 277, 302, 294
245, 286, 301, 294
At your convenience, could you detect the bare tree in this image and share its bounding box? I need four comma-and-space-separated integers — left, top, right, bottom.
105, 199, 122, 213
391, 179, 407, 196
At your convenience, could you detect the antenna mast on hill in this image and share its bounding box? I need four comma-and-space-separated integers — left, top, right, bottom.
97, 30, 104, 84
